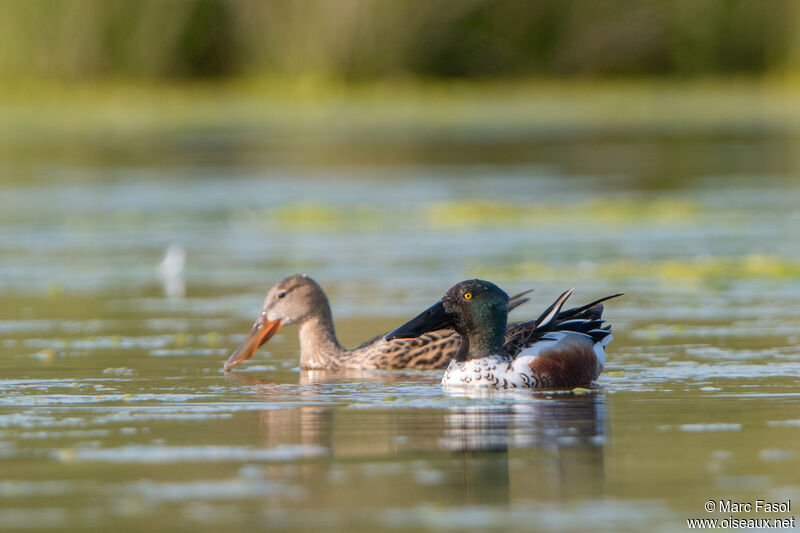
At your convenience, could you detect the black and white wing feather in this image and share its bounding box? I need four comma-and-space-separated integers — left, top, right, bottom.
503, 291, 623, 357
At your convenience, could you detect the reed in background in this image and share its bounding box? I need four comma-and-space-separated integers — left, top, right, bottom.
2, 0, 799, 82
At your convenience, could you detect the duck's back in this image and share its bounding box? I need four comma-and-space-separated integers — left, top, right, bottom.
346, 329, 459, 369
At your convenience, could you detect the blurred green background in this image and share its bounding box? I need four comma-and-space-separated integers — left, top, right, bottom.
2, 0, 800, 81
4, 0, 800, 176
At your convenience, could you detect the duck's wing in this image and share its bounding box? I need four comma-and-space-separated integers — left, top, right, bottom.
503, 291, 623, 357
349, 329, 460, 369
345, 288, 533, 370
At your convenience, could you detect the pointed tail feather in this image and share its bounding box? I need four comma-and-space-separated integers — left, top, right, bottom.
503, 290, 621, 357
535, 288, 574, 329
558, 292, 624, 320
507, 288, 534, 313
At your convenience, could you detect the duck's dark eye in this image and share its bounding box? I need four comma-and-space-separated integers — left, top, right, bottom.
278, 291, 287, 299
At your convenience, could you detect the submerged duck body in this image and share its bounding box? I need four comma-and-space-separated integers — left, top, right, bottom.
224, 274, 531, 371
386, 280, 621, 389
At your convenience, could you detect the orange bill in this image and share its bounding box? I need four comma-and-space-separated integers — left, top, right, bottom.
224, 317, 283, 370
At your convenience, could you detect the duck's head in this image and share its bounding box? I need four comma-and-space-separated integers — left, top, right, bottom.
386, 280, 509, 358
224, 274, 328, 369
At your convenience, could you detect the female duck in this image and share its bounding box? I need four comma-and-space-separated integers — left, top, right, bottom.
224, 274, 531, 371
385, 279, 621, 389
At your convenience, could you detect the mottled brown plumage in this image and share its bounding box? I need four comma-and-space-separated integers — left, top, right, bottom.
224, 274, 531, 371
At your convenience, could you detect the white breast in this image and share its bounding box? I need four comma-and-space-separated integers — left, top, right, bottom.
442, 332, 610, 389
441, 355, 532, 389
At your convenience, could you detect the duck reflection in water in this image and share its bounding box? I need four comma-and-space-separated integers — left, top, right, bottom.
223, 371, 336, 450
441, 391, 606, 503
224, 371, 606, 507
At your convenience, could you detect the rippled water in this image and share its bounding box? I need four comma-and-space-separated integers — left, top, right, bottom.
1, 128, 799, 532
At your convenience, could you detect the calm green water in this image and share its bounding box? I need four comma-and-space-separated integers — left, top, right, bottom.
1, 128, 799, 532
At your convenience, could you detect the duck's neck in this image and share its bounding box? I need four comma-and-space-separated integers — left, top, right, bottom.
454, 311, 507, 362
297, 304, 346, 369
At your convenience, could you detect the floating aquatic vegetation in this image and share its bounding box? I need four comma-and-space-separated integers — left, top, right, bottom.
270, 203, 386, 231
426, 198, 699, 230
477, 254, 800, 285
245, 197, 712, 234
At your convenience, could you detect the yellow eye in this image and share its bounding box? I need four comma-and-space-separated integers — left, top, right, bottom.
464, 292, 472, 300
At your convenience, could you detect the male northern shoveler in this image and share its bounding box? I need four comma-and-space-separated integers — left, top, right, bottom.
224, 274, 532, 371
385, 279, 622, 389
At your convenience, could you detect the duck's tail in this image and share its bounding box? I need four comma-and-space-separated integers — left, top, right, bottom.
507, 288, 534, 313
504, 290, 623, 358
558, 292, 625, 322
542, 290, 623, 344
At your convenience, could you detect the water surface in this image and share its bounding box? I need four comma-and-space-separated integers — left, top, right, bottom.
1, 124, 799, 532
